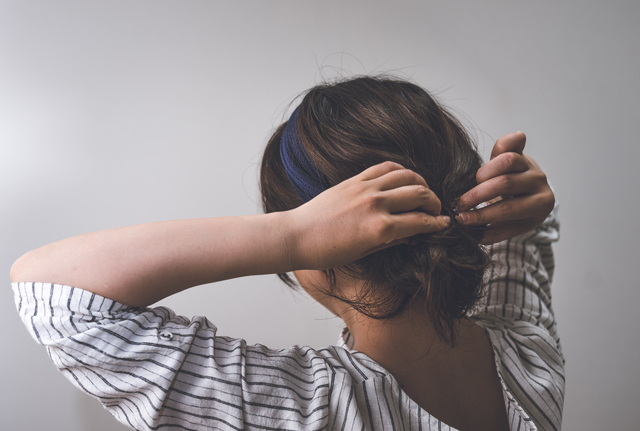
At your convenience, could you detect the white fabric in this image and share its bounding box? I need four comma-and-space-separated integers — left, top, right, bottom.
13, 207, 563, 431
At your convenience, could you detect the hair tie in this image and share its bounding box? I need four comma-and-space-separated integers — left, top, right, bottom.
279, 106, 328, 202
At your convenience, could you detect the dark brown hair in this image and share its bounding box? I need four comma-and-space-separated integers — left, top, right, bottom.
260, 76, 489, 344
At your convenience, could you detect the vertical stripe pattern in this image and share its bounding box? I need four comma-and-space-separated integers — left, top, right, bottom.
471, 205, 564, 431
13, 208, 563, 430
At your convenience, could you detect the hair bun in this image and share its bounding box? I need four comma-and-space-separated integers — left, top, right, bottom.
260, 76, 490, 345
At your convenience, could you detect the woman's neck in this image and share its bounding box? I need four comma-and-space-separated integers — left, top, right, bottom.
343, 304, 465, 383
294, 270, 508, 430
343, 307, 509, 431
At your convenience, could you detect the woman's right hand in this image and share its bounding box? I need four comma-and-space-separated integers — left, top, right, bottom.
285, 161, 451, 271
10, 162, 450, 306
455, 132, 555, 244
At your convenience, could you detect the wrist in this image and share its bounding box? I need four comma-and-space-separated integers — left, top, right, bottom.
276, 208, 307, 272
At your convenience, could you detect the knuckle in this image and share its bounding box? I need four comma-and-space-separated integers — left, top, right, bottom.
461, 189, 478, 207
406, 184, 422, 197
547, 189, 556, 207
533, 170, 548, 183
371, 216, 394, 240
365, 192, 385, 209
500, 201, 516, 218
502, 151, 519, 166
414, 184, 431, 197
400, 169, 424, 185
397, 168, 414, 181
497, 175, 514, 193
527, 192, 554, 222
419, 189, 441, 212
494, 139, 509, 155
495, 152, 519, 173
382, 161, 402, 171
419, 212, 434, 229
467, 209, 485, 224
541, 189, 555, 212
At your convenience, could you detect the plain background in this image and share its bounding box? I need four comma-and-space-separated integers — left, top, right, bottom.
2, 1, 638, 430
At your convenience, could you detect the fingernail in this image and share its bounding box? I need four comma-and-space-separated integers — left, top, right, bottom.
441, 215, 451, 225
456, 212, 469, 223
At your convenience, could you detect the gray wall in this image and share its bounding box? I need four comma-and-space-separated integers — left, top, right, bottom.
2, 1, 638, 430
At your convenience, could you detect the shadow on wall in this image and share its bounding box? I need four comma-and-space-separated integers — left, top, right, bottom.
75, 392, 130, 431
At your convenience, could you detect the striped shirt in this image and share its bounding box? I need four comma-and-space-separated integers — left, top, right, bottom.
13, 207, 563, 431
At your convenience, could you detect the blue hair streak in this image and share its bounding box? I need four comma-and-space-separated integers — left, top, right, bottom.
279, 106, 328, 202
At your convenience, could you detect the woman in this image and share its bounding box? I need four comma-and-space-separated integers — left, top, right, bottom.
11, 76, 563, 430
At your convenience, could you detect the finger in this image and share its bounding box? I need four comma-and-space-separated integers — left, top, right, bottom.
456, 194, 545, 227
476, 151, 530, 183
358, 161, 406, 181
457, 171, 539, 211
381, 185, 441, 215
374, 168, 429, 191
387, 212, 452, 240
490, 131, 526, 160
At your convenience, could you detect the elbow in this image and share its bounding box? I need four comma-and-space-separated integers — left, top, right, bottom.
10, 250, 40, 284
10, 253, 29, 283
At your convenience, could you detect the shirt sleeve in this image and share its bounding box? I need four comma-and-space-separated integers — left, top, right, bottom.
12, 282, 336, 430
471, 204, 565, 431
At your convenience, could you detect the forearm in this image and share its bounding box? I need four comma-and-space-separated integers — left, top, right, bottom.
10, 212, 294, 306
10, 163, 453, 306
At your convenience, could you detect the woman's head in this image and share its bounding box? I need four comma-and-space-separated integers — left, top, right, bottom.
260, 76, 489, 344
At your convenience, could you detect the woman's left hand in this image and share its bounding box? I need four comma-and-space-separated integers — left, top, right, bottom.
455, 131, 555, 244
286, 161, 452, 271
